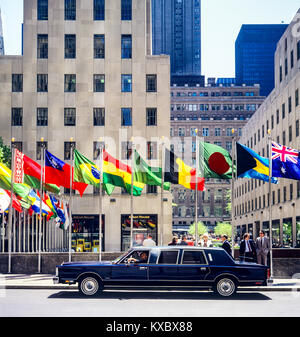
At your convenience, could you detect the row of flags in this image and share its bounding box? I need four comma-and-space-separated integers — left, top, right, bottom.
0, 139, 299, 221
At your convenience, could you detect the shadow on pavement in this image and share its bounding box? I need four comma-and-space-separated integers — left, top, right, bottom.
48, 290, 271, 301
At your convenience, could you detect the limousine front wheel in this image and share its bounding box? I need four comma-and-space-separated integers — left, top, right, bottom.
213, 277, 237, 297
79, 276, 103, 296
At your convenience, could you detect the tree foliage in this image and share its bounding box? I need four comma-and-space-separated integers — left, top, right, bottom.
214, 222, 232, 238
0, 137, 11, 168
188, 221, 208, 236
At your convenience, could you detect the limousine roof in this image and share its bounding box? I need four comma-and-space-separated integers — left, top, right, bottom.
130, 246, 224, 251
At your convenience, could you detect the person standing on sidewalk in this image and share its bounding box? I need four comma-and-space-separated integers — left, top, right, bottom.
255, 230, 270, 266
221, 234, 232, 256
239, 233, 257, 262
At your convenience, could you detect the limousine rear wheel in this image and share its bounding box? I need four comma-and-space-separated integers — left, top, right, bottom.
213, 277, 237, 297
79, 276, 103, 296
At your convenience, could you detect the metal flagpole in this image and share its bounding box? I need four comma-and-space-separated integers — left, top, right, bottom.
268, 130, 274, 279
38, 138, 45, 273
195, 129, 199, 246
8, 139, 15, 273
160, 138, 165, 246
130, 141, 135, 248
68, 138, 74, 262
231, 129, 236, 257
98, 141, 104, 261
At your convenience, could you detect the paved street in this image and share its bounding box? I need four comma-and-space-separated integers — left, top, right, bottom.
1, 289, 300, 317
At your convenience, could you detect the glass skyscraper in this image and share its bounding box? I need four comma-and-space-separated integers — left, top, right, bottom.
151, 0, 203, 86
235, 24, 288, 97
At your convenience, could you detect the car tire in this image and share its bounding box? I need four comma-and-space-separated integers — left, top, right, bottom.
78, 276, 103, 297
213, 277, 237, 297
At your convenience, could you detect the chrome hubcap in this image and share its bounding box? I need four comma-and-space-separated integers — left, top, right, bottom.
217, 279, 235, 296
81, 278, 98, 295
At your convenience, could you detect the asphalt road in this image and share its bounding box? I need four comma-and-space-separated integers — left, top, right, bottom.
1, 289, 300, 317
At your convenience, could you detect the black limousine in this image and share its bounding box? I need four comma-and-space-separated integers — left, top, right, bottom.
53, 246, 269, 297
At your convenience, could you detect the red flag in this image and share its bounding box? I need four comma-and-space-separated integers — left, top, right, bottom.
5, 190, 23, 213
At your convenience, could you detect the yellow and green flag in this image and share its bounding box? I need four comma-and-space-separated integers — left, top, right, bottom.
74, 149, 100, 187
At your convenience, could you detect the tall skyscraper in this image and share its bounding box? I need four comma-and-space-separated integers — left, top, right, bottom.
235, 24, 288, 97
152, 0, 203, 86
0, 7, 4, 55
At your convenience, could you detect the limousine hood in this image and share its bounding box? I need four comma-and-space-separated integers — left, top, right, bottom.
61, 261, 113, 266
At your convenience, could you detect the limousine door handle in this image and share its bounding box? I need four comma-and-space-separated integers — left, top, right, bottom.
139, 266, 148, 270
200, 267, 207, 271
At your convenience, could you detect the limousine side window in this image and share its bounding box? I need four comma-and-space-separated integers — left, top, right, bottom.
158, 250, 178, 264
182, 250, 207, 265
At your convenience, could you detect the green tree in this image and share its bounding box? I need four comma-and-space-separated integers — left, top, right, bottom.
214, 222, 232, 239
188, 221, 208, 236
0, 137, 11, 168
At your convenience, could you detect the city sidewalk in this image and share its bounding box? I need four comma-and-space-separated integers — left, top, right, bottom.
1, 274, 300, 291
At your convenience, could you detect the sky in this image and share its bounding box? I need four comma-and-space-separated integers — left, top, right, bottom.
0, 0, 299, 79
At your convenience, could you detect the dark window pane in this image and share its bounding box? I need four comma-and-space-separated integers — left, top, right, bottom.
93, 141, 105, 160
65, 0, 76, 20
64, 74, 76, 92
147, 185, 157, 194
37, 0, 48, 20
146, 75, 157, 92
12, 74, 23, 92
121, 74, 132, 92
64, 108, 76, 126
146, 108, 157, 126
94, 35, 105, 58
94, 74, 105, 92
93, 108, 105, 126
11, 108, 22, 126
121, 0, 132, 20
37, 74, 48, 92
37, 34, 48, 59
65, 34, 76, 58
121, 35, 132, 59
94, 0, 105, 20
36, 141, 48, 160
121, 108, 132, 126
182, 251, 206, 264
158, 251, 178, 264
37, 108, 48, 126
121, 141, 132, 160
64, 141, 76, 160
147, 141, 157, 160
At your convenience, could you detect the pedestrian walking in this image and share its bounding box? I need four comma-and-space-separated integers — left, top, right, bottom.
255, 230, 270, 266
199, 233, 212, 247
178, 235, 188, 245
168, 236, 178, 246
221, 234, 232, 256
143, 234, 156, 247
239, 233, 257, 262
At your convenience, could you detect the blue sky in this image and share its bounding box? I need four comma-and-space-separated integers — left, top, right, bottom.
0, 0, 299, 78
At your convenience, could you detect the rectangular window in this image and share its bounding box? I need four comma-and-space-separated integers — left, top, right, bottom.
94, 0, 105, 20
37, 34, 48, 59
93, 74, 105, 92
182, 250, 206, 265
12, 74, 23, 92
282, 130, 286, 145
121, 35, 132, 59
283, 186, 287, 202
276, 109, 279, 124
296, 89, 299, 107
93, 108, 105, 126
290, 184, 293, 200
147, 141, 157, 160
282, 103, 285, 119
37, 0, 48, 20
289, 96, 292, 113
285, 58, 288, 76
298, 41, 300, 60
64, 74, 76, 92
65, 0, 76, 20
296, 120, 299, 137
146, 108, 157, 126
215, 128, 221, 136
94, 34, 105, 59
202, 128, 209, 137
93, 141, 105, 161
147, 185, 157, 194
121, 74, 132, 92
158, 250, 178, 264
146, 75, 157, 92
37, 74, 48, 92
64, 141, 76, 160
65, 34, 76, 58
11, 108, 22, 126
121, 108, 132, 126
121, 141, 132, 160
291, 50, 294, 69
36, 141, 48, 160
289, 125, 293, 142
279, 66, 282, 82
37, 108, 48, 126
121, 0, 132, 20
64, 108, 76, 126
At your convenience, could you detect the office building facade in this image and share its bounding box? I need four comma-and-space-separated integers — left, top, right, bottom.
235, 24, 288, 97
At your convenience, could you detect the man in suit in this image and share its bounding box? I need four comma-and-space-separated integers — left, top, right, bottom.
255, 230, 270, 266
221, 234, 232, 256
239, 233, 257, 262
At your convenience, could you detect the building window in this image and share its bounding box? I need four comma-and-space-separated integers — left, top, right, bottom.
121, 108, 132, 126
121, 35, 132, 59
282, 103, 285, 119
12, 74, 23, 92
215, 128, 221, 136
289, 96, 292, 113
94, 0, 105, 20
226, 141, 232, 152
64, 141, 76, 160
36, 141, 48, 160
291, 50, 294, 69
37, 34, 48, 59
37, 0, 48, 20
93, 74, 105, 92
146, 75, 157, 92
93, 108, 105, 126
146, 108, 157, 126
121, 141, 132, 160
121, 74, 132, 92
121, 0, 132, 20
202, 128, 209, 137
65, 0, 76, 20
279, 66, 282, 82
94, 35, 105, 59
37, 108, 48, 126
296, 120, 299, 138
297, 41, 300, 60
285, 58, 288, 76
11, 108, 22, 126
276, 109, 279, 124
289, 125, 293, 142
147, 185, 157, 194
65, 34, 76, 58
64, 108, 76, 126
296, 89, 299, 107
147, 142, 157, 160
93, 141, 105, 161
37, 74, 48, 92
12, 141, 22, 152
64, 74, 76, 92
282, 130, 286, 145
